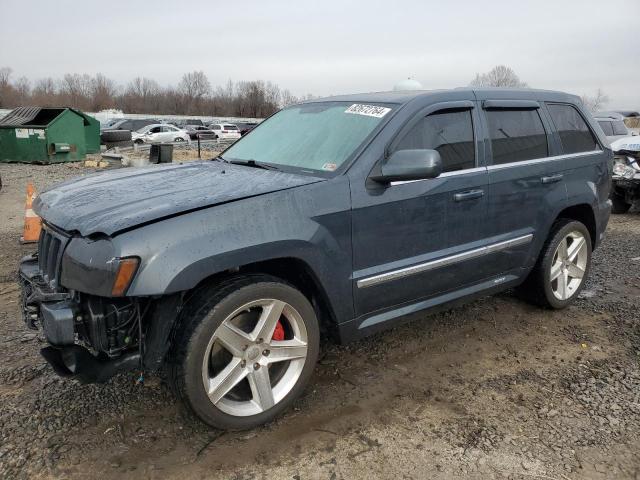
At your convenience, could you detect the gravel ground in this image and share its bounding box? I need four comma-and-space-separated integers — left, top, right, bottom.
0, 162, 639, 479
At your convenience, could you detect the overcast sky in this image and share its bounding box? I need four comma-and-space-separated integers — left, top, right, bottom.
1, 0, 638, 109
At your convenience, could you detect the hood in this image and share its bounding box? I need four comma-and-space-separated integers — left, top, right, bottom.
34, 161, 323, 236
610, 136, 640, 154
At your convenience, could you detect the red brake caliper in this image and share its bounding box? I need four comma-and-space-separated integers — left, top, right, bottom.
272, 319, 285, 341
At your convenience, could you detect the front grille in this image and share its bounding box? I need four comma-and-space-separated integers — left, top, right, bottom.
37, 225, 69, 289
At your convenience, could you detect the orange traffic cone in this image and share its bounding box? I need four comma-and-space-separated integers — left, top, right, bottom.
20, 183, 42, 244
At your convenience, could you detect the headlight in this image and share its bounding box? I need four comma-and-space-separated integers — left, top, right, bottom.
61, 237, 140, 297
612, 157, 636, 179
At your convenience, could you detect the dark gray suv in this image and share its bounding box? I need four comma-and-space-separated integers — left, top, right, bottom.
20, 88, 612, 429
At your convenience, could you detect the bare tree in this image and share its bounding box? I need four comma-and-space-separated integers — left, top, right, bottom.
60, 73, 93, 110
90, 73, 117, 110
469, 65, 528, 88
32, 78, 57, 106
14, 76, 31, 104
0, 67, 14, 107
580, 88, 610, 112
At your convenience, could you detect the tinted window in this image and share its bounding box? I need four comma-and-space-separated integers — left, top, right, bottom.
598, 121, 613, 136
548, 104, 598, 154
395, 110, 475, 172
211, 125, 221, 130
224, 125, 238, 130
612, 121, 628, 136
486, 109, 548, 164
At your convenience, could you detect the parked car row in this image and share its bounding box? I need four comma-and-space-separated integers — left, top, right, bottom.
100, 117, 259, 145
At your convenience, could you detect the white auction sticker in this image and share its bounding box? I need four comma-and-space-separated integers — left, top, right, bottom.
345, 104, 391, 118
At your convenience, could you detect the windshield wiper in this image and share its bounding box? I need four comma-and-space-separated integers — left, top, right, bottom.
227, 159, 280, 171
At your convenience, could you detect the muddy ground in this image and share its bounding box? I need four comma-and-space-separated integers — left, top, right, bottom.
0, 162, 639, 480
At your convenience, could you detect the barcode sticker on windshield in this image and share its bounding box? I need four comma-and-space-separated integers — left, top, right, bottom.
345, 104, 391, 118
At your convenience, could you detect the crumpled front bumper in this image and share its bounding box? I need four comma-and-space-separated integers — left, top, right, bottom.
19, 254, 74, 342
18, 254, 140, 383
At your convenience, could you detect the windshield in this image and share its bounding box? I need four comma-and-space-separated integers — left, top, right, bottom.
222, 102, 394, 174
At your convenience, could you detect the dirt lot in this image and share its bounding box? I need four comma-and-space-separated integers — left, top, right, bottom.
0, 162, 639, 480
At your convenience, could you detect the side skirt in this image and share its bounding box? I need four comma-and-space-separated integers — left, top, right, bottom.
337, 271, 525, 344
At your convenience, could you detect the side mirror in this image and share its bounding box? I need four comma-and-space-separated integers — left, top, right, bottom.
371, 149, 443, 183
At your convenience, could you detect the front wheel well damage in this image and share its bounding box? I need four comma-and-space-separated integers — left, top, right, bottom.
179, 257, 340, 342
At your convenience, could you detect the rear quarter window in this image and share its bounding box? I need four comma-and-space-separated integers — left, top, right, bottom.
548, 104, 599, 154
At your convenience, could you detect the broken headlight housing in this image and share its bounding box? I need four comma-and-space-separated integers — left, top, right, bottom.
612, 155, 639, 179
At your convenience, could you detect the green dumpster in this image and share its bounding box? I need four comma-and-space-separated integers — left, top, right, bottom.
0, 107, 100, 163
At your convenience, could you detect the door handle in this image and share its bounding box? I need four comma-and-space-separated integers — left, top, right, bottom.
541, 174, 563, 184
453, 189, 484, 202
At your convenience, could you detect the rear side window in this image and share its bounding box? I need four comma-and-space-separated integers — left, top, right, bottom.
548, 104, 599, 154
394, 109, 475, 172
224, 125, 238, 130
612, 121, 628, 136
485, 109, 548, 164
598, 121, 614, 136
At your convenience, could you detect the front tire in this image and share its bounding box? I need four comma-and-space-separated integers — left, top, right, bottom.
518, 219, 592, 309
168, 275, 320, 430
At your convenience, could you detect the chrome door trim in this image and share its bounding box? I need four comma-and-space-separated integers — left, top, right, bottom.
486, 150, 602, 171
390, 167, 487, 186
388, 150, 602, 187
356, 233, 533, 289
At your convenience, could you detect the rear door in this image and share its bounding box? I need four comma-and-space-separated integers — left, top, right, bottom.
480, 98, 567, 275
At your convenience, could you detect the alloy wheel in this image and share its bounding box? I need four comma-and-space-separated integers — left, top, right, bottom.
201, 299, 309, 417
550, 231, 588, 300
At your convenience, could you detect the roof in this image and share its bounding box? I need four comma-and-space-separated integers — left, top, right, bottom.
303, 87, 580, 106
0, 107, 97, 127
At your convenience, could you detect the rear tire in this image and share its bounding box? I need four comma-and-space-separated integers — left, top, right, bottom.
518, 219, 592, 309
610, 191, 631, 214
168, 274, 320, 430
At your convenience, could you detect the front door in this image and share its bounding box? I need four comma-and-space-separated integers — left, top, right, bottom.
350, 102, 489, 318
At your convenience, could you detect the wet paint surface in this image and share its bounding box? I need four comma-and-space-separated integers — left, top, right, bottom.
34, 161, 323, 236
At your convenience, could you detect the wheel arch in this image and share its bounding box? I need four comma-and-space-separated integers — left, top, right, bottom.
185, 256, 341, 341
554, 203, 597, 248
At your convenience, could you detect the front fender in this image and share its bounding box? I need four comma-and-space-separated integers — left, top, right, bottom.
114, 178, 354, 321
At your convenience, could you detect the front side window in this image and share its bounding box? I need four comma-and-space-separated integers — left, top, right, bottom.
394, 109, 475, 172
223, 102, 394, 174
548, 104, 598, 154
486, 109, 548, 164
149, 126, 161, 134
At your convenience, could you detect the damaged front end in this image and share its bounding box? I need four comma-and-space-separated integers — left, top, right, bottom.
19, 224, 180, 383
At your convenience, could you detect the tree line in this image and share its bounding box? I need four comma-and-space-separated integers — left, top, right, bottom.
0, 64, 611, 117
0, 67, 313, 117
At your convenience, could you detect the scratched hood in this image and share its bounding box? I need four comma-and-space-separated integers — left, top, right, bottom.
34, 161, 322, 236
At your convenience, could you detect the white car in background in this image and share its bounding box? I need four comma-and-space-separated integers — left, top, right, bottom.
132, 124, 190, 144
209, 123, 241, 140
